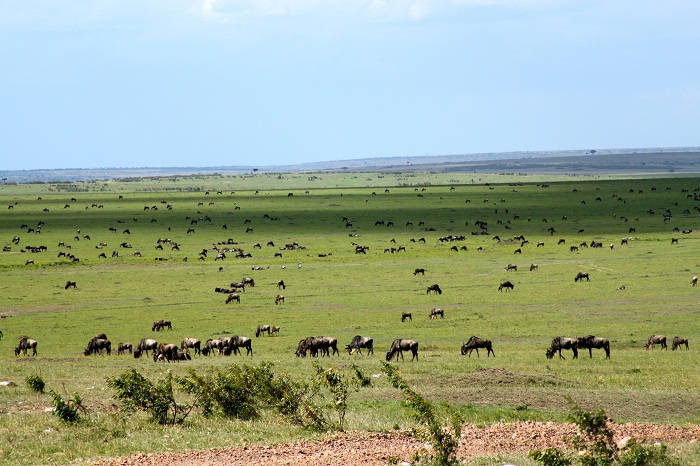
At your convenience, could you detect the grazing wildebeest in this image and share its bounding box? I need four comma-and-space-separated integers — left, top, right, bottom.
530, 263, 539, 271
14, 337, 38, 356
277, 280, 286, 290
226, 293, 240, 304
64, 280, 77, 289
692, 276, 698, 287
181, 338, 201, 356
429, 308, 444, 319
498, 281, 514, 292
413, 268, 426, 276
153, 343, 179, 362
296, 336, 338, 357
426, 284, 442, 295
460, 336, 495, 357
671, 337, 689, 351
574, 272, 590, 282
577, 335, 610, 359
223, 336, 253, 356
346, 335, 374, 355
505, 264, 517, 272
546, 337, 578, 359
646, 335, 667, 350
385, 339, 419, 361
256, 324, 271, 337
401, 312, 412, 322
152, 320, 172, 331
84, 338, 111, 356
134, 338, 158, 358
513, 248, 522, 254
241, 277, 255, 287
270, 325, 280, 336
117, 342, 133, 355
275, 294, 284, 305
202, 339, 222, 356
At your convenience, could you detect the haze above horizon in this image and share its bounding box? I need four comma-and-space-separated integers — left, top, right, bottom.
1, 1, 698, 171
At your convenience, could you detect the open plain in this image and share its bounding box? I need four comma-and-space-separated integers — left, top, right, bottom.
1, 169, 699, 465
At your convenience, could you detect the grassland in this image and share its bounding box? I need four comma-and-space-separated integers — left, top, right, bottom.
0, 172, 699, 465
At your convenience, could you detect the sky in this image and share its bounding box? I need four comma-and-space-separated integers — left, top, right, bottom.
0, 0, 698, 170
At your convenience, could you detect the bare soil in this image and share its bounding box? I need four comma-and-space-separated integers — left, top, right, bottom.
91, 422, 699, 465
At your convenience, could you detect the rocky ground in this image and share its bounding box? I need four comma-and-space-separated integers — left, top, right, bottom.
91, 421, 699, 465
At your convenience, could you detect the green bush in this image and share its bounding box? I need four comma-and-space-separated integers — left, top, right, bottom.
51, 391, 84, 423
25, 374, 45, 393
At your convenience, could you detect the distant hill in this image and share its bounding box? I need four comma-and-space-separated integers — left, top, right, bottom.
1, 147, 699, 183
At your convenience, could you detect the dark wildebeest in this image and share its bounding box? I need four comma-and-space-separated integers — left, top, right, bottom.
275, 294, 284, 305
692, 276, 698, 287
574, 272, 590, 282
277, 280, 286, 290
386, 339, 419, 361
65, 280, 77, 289
241, 277, 255, 287
646, 335, 667, 350
14, 337, 38, 356
546, 337, 578, 359
505, 264, 517, 272
429, 308, 444, 319
181, 338, 201, 356
413, 268, 426, 276
346, 335, 374, 355
226, 293, 240, 304
426, 284, 442, 295
117, 342, 133, 355
460, 336, 495, 357
530, 263, 539, 271
498, 281, 514, 292
202, 339, 222, 356
134, 338, 158, 358
270, 325, 280, 336
296, 336, 338, 357
152, 320, 172, 331
84, 338, 111, 356
672, 337, 689, 351
223, 336, 253, 356
256, 324, 271, 337
401, 311, 412, 322
577, 335, 610, 359
153, 343, 178, 362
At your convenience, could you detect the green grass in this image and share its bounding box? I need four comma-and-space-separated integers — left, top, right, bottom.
0, 173, 699, 465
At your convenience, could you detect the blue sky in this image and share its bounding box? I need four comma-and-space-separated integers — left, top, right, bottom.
1, 1, 698, 170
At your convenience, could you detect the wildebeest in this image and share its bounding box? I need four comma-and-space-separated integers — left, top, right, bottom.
546, 337, 578, 359
413, 268, 426, 276
672, 337, 689, 351
460, 336, 495, 357
152, 320, 172, 331
401, 311, 412, 322
429, 308, 444, 319
275, 294, 284, 305
181, 338, 201, 356
256, 324, 271, 337
692, 276, 698, 287
117, 342, 133, 355
574, 272, 590, 282
65, 280, 77, 289
426, 284, 442, 295
296, 336, 338, 357
277, 280, 286, 290
346, 335, 374, 355
153, 343, 179, 362
226, 293, 240, 304
84, 338, 111, 356
530, 263, 539, 271
505, 264, 517, 272
241, 277, 255, 287
385, 339, 419, 361
577, 335, 610, 359
646, 335, 667, 350
202, 338, 222, 356
222, 336, 253, 356
134, 338, 158, 358
270, 325, 280, 336
14, 337, 38, 356
498, 281, 514, 292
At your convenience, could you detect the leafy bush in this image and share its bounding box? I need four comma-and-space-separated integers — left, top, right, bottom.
51, 391, 84, 423
25, 374, 45, 393
382, 362, 462, 466
529, 403, 680, 466
107, 369, 195, 425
